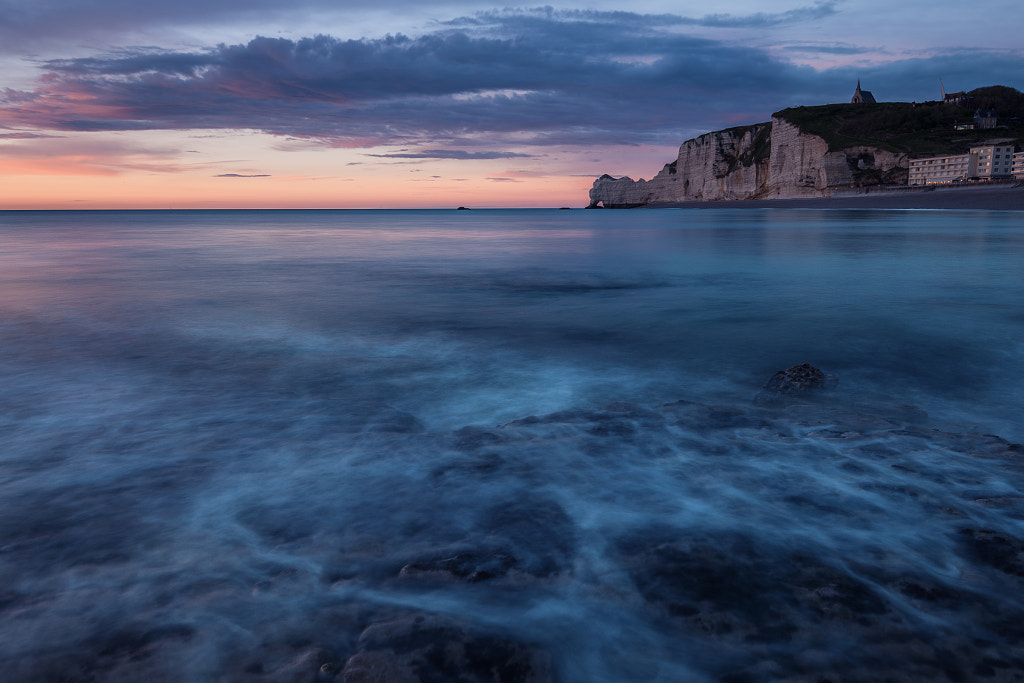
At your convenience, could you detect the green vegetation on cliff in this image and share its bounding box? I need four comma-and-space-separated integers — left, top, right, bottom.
776, 85, 1024, 155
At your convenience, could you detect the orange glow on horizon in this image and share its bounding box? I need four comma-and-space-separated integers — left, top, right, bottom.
0, 130, 668, 210
0, 158, 120, 177
0, 172, 597, 209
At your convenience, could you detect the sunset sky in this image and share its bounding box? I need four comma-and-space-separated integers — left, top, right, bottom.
1, 0, 1021, 209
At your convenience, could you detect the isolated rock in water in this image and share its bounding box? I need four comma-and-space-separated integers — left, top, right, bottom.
765, 363, 830, 394
756, 363, 835, 404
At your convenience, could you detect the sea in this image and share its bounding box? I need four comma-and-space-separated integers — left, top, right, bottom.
1, 208, 1023, 681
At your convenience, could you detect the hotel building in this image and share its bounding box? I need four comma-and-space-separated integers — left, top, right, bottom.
1013, 151, 1024, 180
908, 144, 1016, 186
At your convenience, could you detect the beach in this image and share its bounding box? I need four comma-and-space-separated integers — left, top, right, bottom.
643, 182, 1024, 211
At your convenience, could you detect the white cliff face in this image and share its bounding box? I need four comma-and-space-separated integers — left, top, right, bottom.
589, 116, 907, 206
762, 117, 832, 198
589, 124, 771, 207
674, 123, 771, 201
587, 172, 675, 209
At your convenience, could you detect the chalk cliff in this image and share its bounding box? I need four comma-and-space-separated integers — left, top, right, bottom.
589, 115, 908, 207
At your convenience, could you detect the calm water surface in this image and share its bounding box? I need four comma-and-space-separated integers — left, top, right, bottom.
1, 209, 1023, 681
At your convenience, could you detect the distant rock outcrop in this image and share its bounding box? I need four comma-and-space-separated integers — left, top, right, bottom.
589, 114, 908, 207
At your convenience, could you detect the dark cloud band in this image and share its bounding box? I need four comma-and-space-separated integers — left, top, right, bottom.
1, 8, 1021, 150
366, 150, 534, 159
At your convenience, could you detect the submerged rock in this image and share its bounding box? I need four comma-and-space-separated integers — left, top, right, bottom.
399, 550, 518, 583
959, 528, 1024, 577
394, 495, 577, 585
616, 532, 890, 640
611, 529, 1024, 681
339, 615, 550, 683
452, 425, 507, 451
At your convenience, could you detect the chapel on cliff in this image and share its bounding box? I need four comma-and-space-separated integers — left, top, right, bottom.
851, 80, 876, 104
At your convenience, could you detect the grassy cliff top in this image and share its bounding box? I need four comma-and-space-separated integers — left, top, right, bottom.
775, 86, 1024, 155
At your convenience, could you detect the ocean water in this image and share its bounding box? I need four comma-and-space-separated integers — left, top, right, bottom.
1, 208, 1023, 681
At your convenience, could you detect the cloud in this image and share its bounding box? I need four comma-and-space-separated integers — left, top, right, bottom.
366, 149, 534, 159
0, 8, 1021, 151
0, 131, 62, 139
0, 0, 385, 53
443, 3, 840, 31
782, 43, 877, 55
214, 173, 270, 177
0, 2, 840, 55
0, 134, 188, 174
686, 1, 840, 27
486, 177, 522, 182
0, 20, 806, 146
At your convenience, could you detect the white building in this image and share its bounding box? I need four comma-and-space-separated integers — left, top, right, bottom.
908, 144, 1016, 186
907, 153, 972, 185
975, 145, 1016, 179
1014, 151, 1024, 180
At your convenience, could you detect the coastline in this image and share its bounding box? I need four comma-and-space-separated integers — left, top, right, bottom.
637, 182, 1024, 211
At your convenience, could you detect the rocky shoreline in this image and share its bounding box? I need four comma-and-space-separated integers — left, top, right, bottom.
9, 363, 1024, 682
328, 366, 1024, 682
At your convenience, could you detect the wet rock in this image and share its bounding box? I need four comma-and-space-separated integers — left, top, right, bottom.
601, 401, 644, 414
242, 646, 333, 682
453, 426, 507, 451
505, 404, 658, 428
94, 623, 196, 661
613, 523, 1024, 680
894, 579, 963, 607
755, 363, 836, 405
395, 496, 576, 585
587, 418, 636, 437
975, 434, 1024, 457
364, 408, 425, 434
480, 498, 577, 578
399, 550, 518, 583
31, 623, 199, 683
329, 402, 426, 433
959, 528, 1024, 577
794, 561, 889, 621
875, 403, 930, 425
617, 532, 892, 644
339, 615, 551, 683
972, 497, 1024, 520
659, 399, 770, 433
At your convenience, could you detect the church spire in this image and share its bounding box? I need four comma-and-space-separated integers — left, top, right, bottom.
851, 80, 875, 104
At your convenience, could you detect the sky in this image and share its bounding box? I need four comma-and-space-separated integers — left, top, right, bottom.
1, 0, 1021, 209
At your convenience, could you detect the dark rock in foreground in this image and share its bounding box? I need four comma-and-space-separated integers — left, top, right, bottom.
339, 615, 551, 683
960, 528, 1024, 577
10, 380, 1024, 682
